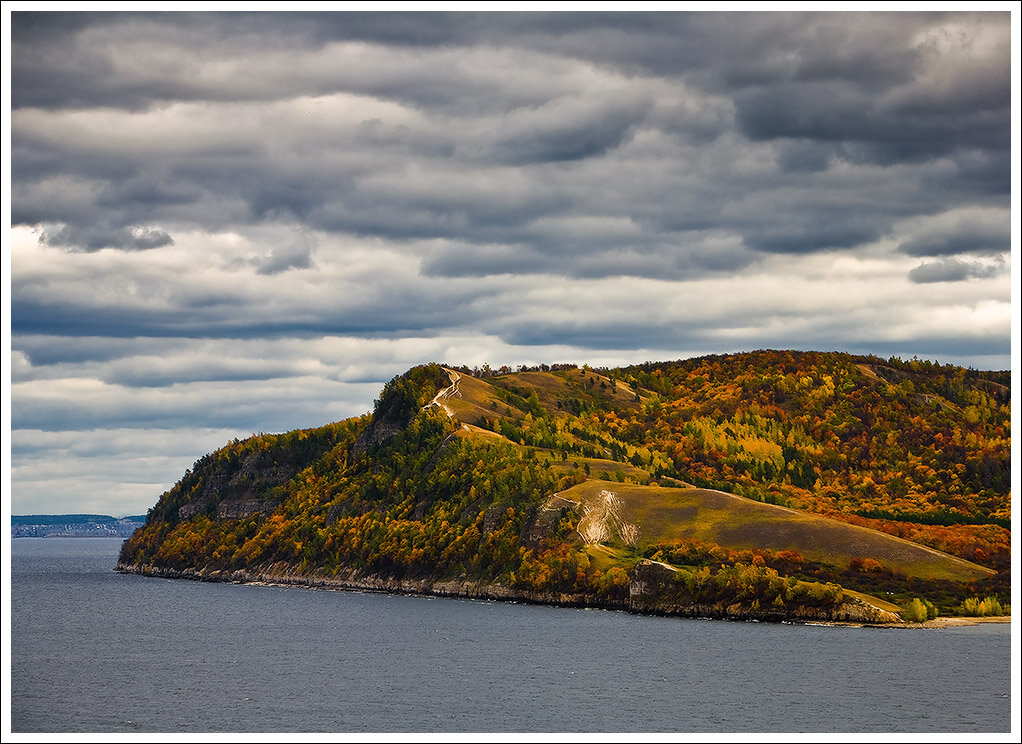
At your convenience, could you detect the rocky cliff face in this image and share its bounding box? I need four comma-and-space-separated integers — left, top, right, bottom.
349, 415, 406, 460
114, 560, 628, 611
176, 448, 297, 520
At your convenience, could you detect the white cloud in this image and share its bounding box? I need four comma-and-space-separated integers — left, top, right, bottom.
12, 427, 253, 516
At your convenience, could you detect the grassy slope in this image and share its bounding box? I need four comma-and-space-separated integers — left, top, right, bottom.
444, 372, 506, 424
557, 480, 992, 582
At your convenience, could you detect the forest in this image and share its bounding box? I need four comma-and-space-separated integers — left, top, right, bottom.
119, 350, 1011, 623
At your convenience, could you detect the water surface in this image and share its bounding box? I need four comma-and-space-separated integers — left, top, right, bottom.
10, 538, 1012, 733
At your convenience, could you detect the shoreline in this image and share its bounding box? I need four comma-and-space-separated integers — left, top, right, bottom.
794, 615, 1012, 629
910, 615, 1011, 628
113, 561, 1009, 629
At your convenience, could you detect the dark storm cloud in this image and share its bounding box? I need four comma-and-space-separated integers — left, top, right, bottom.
420, 231, 758, 280
839, 335, 1011, 368
489, 94, 651, 164
775, 140, 839, 173
898, 212, 1009, 257
8, 12, 687, 110
256, 231, 316, 275
11, 290, 469, 340
734, 77, 1010, 165
40, 223, 174, 252
11, 380, 344, 432
719, 13, 1010, 166
501, 320, 704, 351
496, 297, 1011, 359
12, 10, 1011, 271
933, 149, 1012, 196
744, 220, 882, 255
309, 172, 572, 245
13, 334, 160, 367
9, 8, 1012, 347
907, 258, 1001, 284
13, 12, 613, 114
11, 12, 351, 110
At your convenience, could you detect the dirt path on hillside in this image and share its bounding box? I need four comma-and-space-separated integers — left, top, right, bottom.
425, 369, 461, 416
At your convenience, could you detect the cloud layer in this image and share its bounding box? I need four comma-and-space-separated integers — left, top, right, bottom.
8, 10, 1013, 515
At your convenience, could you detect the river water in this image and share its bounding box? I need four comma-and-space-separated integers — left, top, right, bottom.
8, 537, 1014, 734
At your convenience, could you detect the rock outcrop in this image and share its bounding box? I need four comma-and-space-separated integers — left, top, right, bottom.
176, 448, 294, 520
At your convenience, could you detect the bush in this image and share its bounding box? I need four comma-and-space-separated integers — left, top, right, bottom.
901, 597, 938, 623
959, 595, 1004, 617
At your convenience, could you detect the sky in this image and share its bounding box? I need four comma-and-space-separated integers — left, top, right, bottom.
4, 7, 1019, 517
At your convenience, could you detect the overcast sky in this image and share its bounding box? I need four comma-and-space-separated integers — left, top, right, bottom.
5, 8, 1017, 516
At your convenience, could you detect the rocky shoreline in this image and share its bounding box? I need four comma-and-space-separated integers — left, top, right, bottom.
115, 560, 629, 610
115, 559, 916, 627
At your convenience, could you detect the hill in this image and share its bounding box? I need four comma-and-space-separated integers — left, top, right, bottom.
118, 351, 1010, 624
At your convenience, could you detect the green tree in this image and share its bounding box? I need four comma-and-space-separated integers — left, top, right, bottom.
901, 597, 937, 622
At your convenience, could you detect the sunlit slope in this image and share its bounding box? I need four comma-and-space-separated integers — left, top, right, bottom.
445, 367, 639, 427
558, 480, 993, 582
442, 371, 505, 423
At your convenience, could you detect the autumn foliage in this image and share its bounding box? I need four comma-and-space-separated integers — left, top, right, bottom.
120, 352, 1011, 618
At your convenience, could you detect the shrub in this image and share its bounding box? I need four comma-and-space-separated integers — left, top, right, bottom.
901, 597, 938, 623
959, 595, 1005, 617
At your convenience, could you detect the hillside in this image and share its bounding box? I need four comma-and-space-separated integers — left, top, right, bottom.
118, 351, 1011, 623
556, 481, 990, 582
